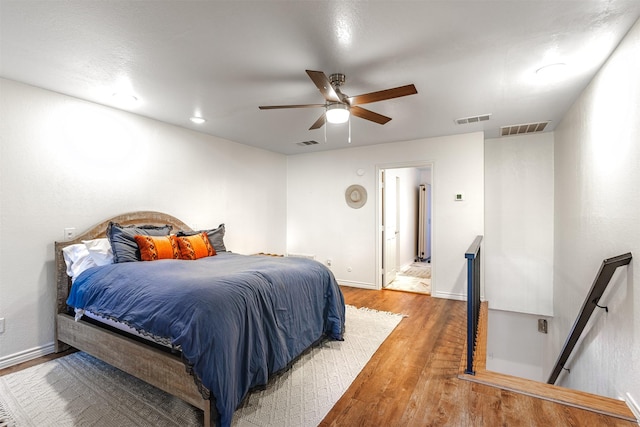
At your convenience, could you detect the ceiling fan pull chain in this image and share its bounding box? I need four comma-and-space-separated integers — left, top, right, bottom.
324, 117, 327, 144
348, 114, 352, 143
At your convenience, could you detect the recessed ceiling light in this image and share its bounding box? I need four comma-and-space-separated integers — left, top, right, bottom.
190, 116, 206, 124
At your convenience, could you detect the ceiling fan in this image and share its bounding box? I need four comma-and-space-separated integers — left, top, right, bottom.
259, 70, 418, 130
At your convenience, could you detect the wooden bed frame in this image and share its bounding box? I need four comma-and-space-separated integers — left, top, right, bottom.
54, 211, 216, 426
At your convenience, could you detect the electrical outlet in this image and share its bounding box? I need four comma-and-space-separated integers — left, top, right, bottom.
64, 227, 76, 241
538, 319, 548, 334
0, 318, 5, 334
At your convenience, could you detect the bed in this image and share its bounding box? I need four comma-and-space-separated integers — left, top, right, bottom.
54, 211, 345, 427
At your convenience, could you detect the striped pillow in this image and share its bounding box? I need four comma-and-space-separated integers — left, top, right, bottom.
134, 235, 181, 261
176, 232, 216, 260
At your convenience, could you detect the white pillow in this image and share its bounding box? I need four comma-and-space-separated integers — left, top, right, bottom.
62, 243, 97, 281
83, 238, 114, 266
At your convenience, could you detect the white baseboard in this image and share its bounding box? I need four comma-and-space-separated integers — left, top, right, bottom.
337, 280, 377, 290
338, 282, 471, 303
0, 342, 55, 370
433, 290, 466, 301
625, 392, 640, 423
339, 282, 468, 301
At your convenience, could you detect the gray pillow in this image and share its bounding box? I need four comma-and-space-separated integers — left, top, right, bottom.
178, 224, 226, 253
106, 222, 172, 263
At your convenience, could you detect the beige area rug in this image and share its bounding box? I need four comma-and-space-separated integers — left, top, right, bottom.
385, 262, 431, 294
0, 305, 403, 427
402, 262, 432, 278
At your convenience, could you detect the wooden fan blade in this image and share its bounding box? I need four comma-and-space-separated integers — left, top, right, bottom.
259, 104, 325, 110
306, 70, 341, 102
309, 113, 326, 130
350, 106, 392, 125
348, 84, 417, 106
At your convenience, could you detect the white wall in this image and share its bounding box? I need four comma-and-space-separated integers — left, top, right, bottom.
286, 132, 484, 299
420, 168, 432, 186
486, 309, 549, 382
550, 18, 640, 408
484, 133, 554, 315
0, 79, 287, 367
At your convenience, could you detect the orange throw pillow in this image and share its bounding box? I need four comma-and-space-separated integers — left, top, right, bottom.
176, 232, 216, 260
134, 235, 181, 261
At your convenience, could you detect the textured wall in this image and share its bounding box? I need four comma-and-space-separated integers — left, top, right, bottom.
484, 133, 555, 315
286, 132, 484, 299
0, 79, 287, 366
551, 18, 640, 409
486, 309, 549, 382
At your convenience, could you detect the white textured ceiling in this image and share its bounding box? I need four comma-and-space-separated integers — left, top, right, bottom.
1, 1, 639, 155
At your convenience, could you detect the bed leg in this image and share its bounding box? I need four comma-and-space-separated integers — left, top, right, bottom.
204, 403, 210, 427
55, 340, 70, 353
204, 399, 219, 427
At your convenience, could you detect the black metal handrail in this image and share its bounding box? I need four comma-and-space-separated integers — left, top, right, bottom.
547, 252, 632, 384
465, 235, 483, 375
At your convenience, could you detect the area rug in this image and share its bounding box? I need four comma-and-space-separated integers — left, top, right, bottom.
386, 263, 431, 294
0, 305, 403, 427
385, 274, 431, 294
402, 262, 431, 279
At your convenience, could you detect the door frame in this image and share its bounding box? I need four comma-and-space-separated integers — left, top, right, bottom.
381, 173, 401, 288
375, 160, 435, 291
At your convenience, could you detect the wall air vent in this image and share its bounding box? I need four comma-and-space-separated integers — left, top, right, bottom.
296, 140, 319, 147
501, 121, 550, 136
455, 114, 491, 125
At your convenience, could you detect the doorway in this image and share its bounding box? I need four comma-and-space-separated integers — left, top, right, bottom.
378, 163, 433, 295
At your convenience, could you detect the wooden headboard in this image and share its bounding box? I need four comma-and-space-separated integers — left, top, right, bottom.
54, 211, 193, 315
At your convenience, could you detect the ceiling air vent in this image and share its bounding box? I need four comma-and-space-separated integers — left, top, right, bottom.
501, 121, 550, 136
455, 114, 491, 125
296, 140, 319, 147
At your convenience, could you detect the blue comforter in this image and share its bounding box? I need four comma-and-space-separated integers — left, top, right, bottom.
66, 252, 345, 426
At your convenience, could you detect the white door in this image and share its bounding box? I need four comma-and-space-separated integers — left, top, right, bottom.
425, 183, 432, 261
382, 173, 398, 286
394, 176, 401, 273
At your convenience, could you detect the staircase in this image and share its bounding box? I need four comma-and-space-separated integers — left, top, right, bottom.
458, 302, 637, 422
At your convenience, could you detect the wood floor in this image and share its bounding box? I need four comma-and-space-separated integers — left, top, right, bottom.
2, 286, 636, 426
320, 286, 637, 427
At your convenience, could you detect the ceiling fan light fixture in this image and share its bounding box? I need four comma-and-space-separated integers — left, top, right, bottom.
326, 103, 350, 124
